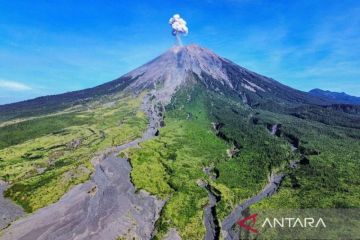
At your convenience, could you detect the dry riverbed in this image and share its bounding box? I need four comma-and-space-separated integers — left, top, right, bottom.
0, 93, 164, 240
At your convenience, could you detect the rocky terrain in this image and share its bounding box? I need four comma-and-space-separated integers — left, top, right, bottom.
0, 93, 164, 240
0, 181, 24, 230
221, 172, 284, 240
0, 45, 359, 239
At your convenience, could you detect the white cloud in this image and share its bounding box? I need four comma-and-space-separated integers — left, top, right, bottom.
0, 79, 31, 91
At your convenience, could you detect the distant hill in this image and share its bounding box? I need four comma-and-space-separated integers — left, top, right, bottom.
309, 88, 360, 105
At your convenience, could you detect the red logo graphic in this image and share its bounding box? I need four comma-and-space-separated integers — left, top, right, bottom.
237, 213, 259, 234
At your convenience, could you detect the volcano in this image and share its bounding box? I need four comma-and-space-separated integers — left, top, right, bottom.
0, 45, 359, 240
0, 45, 333, 121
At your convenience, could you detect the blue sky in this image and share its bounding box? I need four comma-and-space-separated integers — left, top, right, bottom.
0, 0, 359, 104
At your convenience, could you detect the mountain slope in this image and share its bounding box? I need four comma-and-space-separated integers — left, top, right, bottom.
309, 88, 360, 105
124, 45, 333, 107
0, 45, 330, 122
0, 75, 135, 122
1, 45, 359, 240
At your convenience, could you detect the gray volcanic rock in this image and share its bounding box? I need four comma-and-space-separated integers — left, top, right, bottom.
123, 45, 331, 107
0, 94, 164, 240
221, 173, 284, 240
1, 155, 163, 240
0, 181, 24, 230
0, 44, 332, 122
0, 44, 346, 240
163, 228, 182, 240
124, 45, 232, 103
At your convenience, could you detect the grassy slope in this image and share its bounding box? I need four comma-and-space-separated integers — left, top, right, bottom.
128, 86, 229, 239
0, 93, 147, 212
128, 84, 293, 239
129, 83, 360, 239
207, 92, 296, 220
0, 113, 92, 150
1, 81, 358, 239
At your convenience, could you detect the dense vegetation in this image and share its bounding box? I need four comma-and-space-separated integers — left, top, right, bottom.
127, 82, 360, 239
0, 93, 147, 212
127, 84, 297, 239
252, 109, 360, 209
1, 77, 359, 239
127, 86, 229, 239
0, 112, 93, 150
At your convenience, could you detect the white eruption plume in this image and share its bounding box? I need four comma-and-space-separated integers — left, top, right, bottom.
169, 14, 188, 46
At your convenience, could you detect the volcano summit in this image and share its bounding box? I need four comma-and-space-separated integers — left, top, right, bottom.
0, 45, 359, 240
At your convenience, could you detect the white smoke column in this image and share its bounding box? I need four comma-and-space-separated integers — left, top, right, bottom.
169, 14, 188, 46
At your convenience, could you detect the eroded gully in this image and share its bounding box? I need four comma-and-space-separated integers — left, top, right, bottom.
221, 123, 302, 240
0, 93, 164, 240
